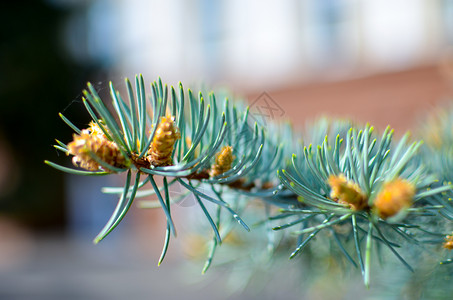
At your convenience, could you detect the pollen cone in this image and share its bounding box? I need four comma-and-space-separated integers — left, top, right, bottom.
209, 146, 235, 178
148, 116, 180, 166
67, 121, 128, 172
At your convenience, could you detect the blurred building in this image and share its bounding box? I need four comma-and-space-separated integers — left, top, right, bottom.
62, 0, 453, 89
57, 0, 453, 132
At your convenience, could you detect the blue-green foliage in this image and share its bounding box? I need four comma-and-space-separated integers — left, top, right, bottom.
46, 76, 453, 288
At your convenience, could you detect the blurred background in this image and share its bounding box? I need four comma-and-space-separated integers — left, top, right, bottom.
1, 0, 453, 299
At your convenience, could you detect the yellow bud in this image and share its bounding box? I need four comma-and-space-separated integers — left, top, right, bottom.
328, 174, 367, 211
209, 146, 235, 178
183, 234, 208, 260
148, 116, 180, 166
443, 234, 453, 251
373, 178, 415, 219
185, 136, 192, 149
